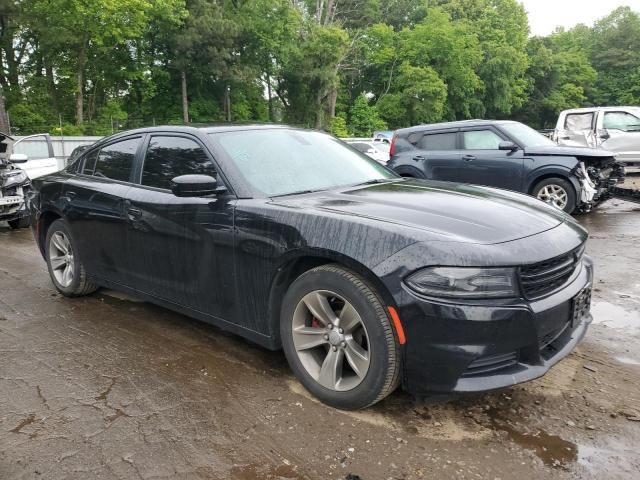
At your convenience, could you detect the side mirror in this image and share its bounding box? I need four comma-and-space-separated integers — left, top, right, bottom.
598, 129, 610, 140
498, 141, 519, 151
170, 174, 226, 198
9, 153, 28, 163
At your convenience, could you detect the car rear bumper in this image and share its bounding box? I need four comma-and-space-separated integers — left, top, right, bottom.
397, 256, 593, 396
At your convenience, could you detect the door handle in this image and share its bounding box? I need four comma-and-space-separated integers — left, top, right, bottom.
463, 155, 476, 161
127, 207, 142, 220
412, 155, 426, 161
61, 191, 77, 202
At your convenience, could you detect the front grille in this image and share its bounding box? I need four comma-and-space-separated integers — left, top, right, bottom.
462, 351, 518, 377
520, 245, 584, 299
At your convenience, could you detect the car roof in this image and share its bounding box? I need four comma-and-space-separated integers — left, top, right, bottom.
560, 106, 640, 114
84, 124, 299, 150
394, 119, 520, 135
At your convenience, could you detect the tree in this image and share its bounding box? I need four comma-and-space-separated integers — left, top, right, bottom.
349, 94, 386, 136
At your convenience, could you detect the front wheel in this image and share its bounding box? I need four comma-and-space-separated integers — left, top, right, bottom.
532, 177, 576, 213
281, 264, 401, 410
45, 219, 98, 297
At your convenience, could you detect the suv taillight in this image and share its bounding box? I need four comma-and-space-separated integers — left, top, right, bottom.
389, 136, 396, 160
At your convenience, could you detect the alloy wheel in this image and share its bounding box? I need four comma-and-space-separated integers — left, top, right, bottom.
292, 290, 371, 391
537, 184, 568, 210
49, 231, 74, 287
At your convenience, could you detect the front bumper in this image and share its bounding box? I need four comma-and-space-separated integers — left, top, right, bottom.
398, 256, 593, 396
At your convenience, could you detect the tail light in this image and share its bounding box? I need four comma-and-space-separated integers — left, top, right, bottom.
389, 136, 396, 161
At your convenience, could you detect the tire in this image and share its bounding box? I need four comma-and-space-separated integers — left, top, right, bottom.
281, 264, 401, 410
8, 217, 30, 229
532, 177, 576, 213
45, 219, 98, 297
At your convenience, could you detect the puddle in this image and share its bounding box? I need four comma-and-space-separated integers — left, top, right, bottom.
591, 301, 640, 331
614, 356, 640, 366
487, 408, 577, 468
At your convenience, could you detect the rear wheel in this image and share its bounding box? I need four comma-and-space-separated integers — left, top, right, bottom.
532, 177, 576, 213
281, 264, 401, 410
45, 219, 98, 297
8, 217, 29, 229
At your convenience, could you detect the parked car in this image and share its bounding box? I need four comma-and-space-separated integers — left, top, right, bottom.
0, 134, 31, 228
29, 125, 593, 410
373, 130, 393, 144
388, 120, 625, 213
553, 106, 640, 172
346, 140, 390, 164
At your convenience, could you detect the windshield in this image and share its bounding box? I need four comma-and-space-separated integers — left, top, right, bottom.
213, 129, 397, 196
500, 122, 557, 148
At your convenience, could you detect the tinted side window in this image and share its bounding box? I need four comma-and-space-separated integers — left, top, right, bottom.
94, 138, 140, 182
82, 149, 100, 175
565, 113, 593, 130
463, 130, 503, 150
417, 132, 457, 151
141, 136, 216, 190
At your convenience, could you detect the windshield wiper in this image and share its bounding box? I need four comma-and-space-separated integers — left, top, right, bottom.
352, 178, 395, 187
271, 188, 325, 198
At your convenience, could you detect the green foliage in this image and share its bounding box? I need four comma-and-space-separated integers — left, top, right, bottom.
349, 95, 387, 137
0, 1, 639, 136
330, 116, 350, 137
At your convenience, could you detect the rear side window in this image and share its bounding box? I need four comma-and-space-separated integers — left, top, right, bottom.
565, 113, 593, 131
417, 132, 457, 151
463, 130, 503, 150
141, 136, 216, 190
93, 137, 141, 182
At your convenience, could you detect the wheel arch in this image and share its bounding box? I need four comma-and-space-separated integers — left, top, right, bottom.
267, 250, 397, 349
526, 169, 580, 197
391, 165, 426, 179
37, 210, 63, 257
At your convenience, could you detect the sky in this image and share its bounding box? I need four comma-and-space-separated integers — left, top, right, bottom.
520, 0, 640, 36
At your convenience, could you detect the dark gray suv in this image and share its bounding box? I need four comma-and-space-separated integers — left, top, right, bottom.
388, 120, 625, 213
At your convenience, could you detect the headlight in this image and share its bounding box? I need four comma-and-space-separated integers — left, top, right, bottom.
405, 267, 519, 299
3, 170, 28, 188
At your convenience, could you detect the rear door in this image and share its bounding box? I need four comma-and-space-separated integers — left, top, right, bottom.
406, 129, 462, 181
457, 127, 524, 191
62, 136, 142, 285
125, 134, 236, 321
556, 111, 596, 147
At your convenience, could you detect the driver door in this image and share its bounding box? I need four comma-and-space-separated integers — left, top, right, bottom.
125, 134, 237, 321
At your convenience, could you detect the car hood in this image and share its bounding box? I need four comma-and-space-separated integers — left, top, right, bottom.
524, 145, 615, 158
273, 179, 572, 245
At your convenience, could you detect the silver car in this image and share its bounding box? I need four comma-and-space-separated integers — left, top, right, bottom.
554, 106, 640, 171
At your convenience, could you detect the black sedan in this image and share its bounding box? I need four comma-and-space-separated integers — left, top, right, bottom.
388, 120, 625, 213
28, 125, 593, 410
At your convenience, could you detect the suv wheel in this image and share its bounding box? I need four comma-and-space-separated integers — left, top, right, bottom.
45, 219, 98, 297
281, 264, 401, 410
532, 178, 576, 213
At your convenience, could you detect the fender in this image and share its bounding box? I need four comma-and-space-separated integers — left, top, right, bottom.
267, 247, 397, 347
390, 164, 426, 179
525, 163, 581, 198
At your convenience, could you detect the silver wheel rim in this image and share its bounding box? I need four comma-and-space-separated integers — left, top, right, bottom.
537, 184, 569, 210
292, 290, 371, 391
49, 231, 74, 287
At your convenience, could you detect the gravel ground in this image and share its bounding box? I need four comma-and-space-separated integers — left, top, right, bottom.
1, 186, 639, 480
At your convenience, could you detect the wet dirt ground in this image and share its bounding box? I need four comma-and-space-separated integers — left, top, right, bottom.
1, 181, 639, 480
